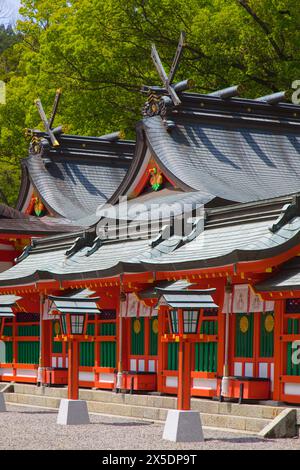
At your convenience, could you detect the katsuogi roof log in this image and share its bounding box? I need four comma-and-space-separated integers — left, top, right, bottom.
208, 85, 242, 99
255, 91, 286, 105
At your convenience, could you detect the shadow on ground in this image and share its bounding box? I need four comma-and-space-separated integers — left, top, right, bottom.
205, 437, 266, 443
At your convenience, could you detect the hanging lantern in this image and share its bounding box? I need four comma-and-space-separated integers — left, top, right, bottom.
168, 309, 200, 335
48, 295, 101, 338
157, 287, 218, 337
59, 312, 87, 336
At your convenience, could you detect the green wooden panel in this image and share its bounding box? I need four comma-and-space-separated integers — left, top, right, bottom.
235, 313, 254, 358
149, 318, 158, 356
100, 322, 116, 368
100, 322, 116, 336
287, 318, 300, 376
195, 320, 218, 372
100, 341, 116, 368
167, 342, 179, 370
131, 317, 144, 355
3, 325, 13, 336
260, 313, 274, 358
80, 341, 95, 367
80, 323, 95, 367
18, 325, 40, 336
18, 341, 39, 364
4, 342, 13, 363
52, 320, 62, 354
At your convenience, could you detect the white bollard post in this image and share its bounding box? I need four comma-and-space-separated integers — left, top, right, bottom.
163, 409, 204, 442
57, 399, 90, 425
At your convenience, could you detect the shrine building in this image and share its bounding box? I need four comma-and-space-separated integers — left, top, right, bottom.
1, 44, 300, 405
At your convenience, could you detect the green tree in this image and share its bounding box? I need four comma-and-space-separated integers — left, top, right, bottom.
0, 25, 17, 53
0, 24, 21, 205
0, 0, 300, 205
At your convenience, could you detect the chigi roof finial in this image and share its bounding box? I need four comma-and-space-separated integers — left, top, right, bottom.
25, 89, 64, 153
142, 32, 194, 124
151, 31, 186, 106
34, 88, 62, 147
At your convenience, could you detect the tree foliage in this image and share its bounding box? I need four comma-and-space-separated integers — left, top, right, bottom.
0, 0, 299, 205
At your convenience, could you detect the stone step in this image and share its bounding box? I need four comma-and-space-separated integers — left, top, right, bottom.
6, 392, 61, 409
5, 392, 271, 433
11, 383, 284, 420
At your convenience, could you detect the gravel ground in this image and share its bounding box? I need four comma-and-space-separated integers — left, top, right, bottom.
0, 404, 300, 450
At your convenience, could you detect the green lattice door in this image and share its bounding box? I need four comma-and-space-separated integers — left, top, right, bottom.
195, 320, 218, 372
233, 312, 274, 378
129, 317, 158, 372
2, 325, 13, 363
18, 325, 40, 364
80, 323, 95, 367
286, 318, 300, 376
99, 322, 116, 368
166, 320, 218, 373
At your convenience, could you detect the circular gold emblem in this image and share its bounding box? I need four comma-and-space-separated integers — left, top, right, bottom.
240, 316, 249, 333
152, 319, 158, 334
265, 314, 274, 333
133, 319, 141, 334
54, 321, 61, 336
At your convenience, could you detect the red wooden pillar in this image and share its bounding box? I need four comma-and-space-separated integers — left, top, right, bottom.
40, 319, 51, 383
253, 310, 260, 378
217, 282, 226, 378
12, 313, 17, 379
273, 300, 283, 401
68, 340, 79, 400
116, 301, 120, 374
39, 295, 52, 384
177, 340, 191, 411
157, 306, 168, 392
122, 317, 129, 371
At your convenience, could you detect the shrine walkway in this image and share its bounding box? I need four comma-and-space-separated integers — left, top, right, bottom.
1, 404, 300, 450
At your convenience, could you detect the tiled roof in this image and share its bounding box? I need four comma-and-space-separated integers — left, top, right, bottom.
143, 114, 300, 203
1, 197, 300, 286
21, 134, 134, 222
256, 258, 300, 292
0, 203, 84, 235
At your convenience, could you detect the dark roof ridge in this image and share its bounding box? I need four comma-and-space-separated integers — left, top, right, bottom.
173, 91, 300, 114
30, 229, 90, 248
206, 194, 295, 216
169, 110, 300, 136
34, 134, 135, 163
28, 131, 136, 145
